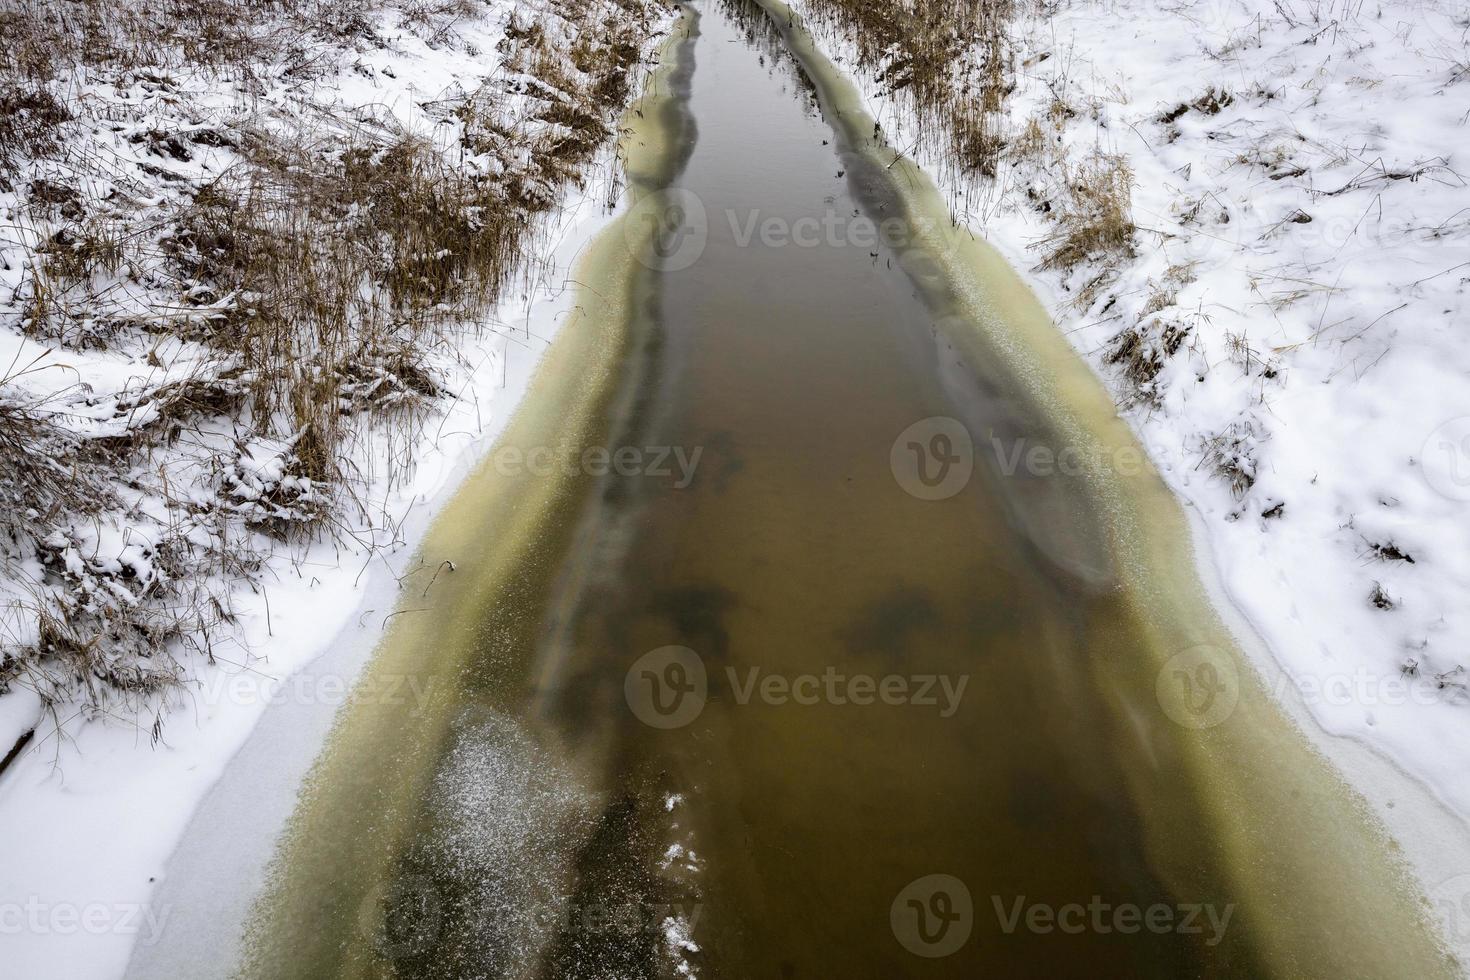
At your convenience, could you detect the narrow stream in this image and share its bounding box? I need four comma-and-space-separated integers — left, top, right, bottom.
223, 3, 1459, 978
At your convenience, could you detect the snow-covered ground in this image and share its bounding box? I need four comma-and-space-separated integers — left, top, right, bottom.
788, 0, 1470, 934
3, 0, 1467, 973
0, 1, 673, 976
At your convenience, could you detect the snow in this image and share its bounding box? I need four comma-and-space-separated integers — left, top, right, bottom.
413, 708, 600, 975
1015, 0, 1470, 812
786, 0, 1470, 927
0, 212, 619, 980
3, 0, 1467, 973
0, 1, 674, 977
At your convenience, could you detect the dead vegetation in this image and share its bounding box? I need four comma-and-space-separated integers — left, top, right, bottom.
1366, 541, 1416, 564
0, 0, 667, 718
0, 86, 70, 185
0, 375, 222, 707
1157, 85, 1234, 127
785, 0, 1139, 288
1105, 316, 1191, 407
795, 0, 1016, 179
1197, 420, 1260, 500
0, 386, 103, 540
1035, 152, 1136, 272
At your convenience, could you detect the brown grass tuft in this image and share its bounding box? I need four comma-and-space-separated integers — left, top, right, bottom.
1037, 152, 1136, 271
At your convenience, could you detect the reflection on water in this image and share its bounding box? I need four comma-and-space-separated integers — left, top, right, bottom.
233, 2, 1459, 978
523, 6, 1226, 973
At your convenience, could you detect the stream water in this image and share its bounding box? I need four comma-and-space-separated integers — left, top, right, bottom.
216, 3, 1459, 978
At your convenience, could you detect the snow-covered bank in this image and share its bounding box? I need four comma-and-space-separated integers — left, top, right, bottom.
0, 180, 631, 980
784, 0, 1470, 945
0, 0, 674, 976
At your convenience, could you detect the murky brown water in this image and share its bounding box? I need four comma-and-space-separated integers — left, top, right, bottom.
522, 5, 1236, 975
230, 3, 1458, 978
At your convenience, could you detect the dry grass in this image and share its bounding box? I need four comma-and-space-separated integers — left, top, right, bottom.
0, 386, 209, 715
0, 85, 70, 186
1104, 316, 1191, 407
0, 392, 104, 541
1009, 115, 1048, 164
1140, 263, 1196, 317
782, 0, 1142, 312
1036, 152, 1136, 271
1157, 85, 1234, 126
1197, 421, 1259, 499
794, 0, 1016, 179
0, 0, 667, 714
0, 0, 375, 81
